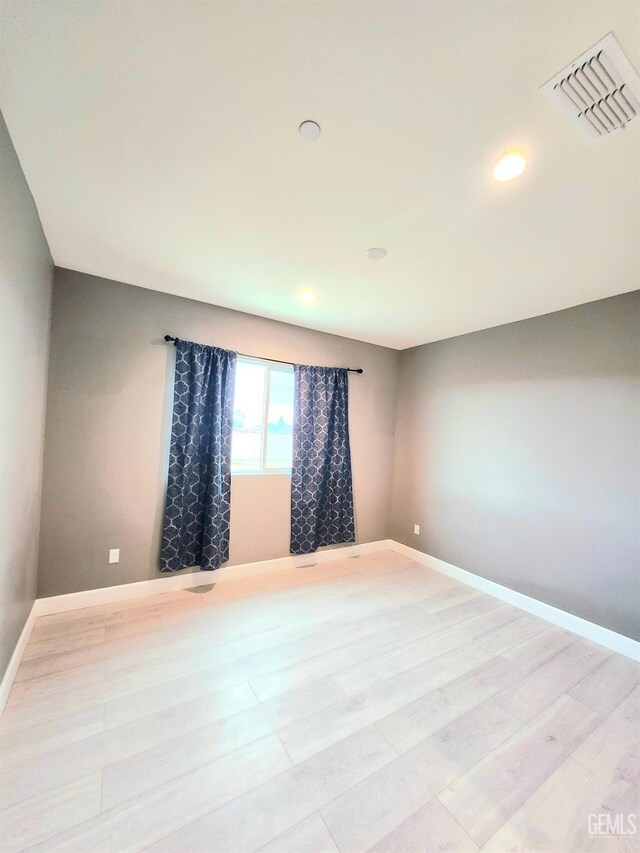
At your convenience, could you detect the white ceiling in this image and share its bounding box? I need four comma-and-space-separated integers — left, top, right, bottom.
1, 0, 639, 349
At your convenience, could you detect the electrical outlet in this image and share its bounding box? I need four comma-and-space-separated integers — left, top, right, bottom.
414, 524, 420, 535
109, 548, 120, 564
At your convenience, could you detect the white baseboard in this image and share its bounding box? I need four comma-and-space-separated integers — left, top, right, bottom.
386, 540, 640, 662
0, 540, 389, 714
33, 540, 390, 617
3, 537, 637, 718
0, 603, 38, 716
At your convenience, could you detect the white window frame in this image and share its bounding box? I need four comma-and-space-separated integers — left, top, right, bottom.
231, 356, 294, 475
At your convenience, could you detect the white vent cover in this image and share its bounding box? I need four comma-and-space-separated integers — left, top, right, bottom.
540, 32, 640, 140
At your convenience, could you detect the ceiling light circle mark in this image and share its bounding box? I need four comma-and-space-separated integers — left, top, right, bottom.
299, 120, 321, 141
297, 291, 317, 305
366, 247, 387, 260
493, 152, 527, 182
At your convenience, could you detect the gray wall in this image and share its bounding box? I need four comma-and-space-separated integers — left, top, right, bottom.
39, 269, 400, 597
0, 110, 53, 676
391, 292, 640, 640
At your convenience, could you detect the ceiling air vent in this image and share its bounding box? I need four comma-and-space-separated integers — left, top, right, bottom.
540, 32, 640, 140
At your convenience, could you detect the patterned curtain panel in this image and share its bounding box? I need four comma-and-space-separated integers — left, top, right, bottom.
290, 366, 355, 555
160, 340, 237, 572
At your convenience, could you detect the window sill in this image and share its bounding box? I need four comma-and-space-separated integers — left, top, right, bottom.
231, 471, 292, 477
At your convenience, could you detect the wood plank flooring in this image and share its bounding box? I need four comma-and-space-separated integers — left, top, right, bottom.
1, 550, 638, 852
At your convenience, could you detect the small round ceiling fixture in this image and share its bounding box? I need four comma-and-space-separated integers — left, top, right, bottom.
366, 247, 387, 260
493, 152, 527, 182
297, 291, 317, 304
299, 120, 321, 141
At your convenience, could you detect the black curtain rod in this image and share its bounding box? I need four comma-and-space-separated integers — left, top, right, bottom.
163, 336, 364, 374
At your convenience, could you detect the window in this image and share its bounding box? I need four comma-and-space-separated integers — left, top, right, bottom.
231, 358, 294, 473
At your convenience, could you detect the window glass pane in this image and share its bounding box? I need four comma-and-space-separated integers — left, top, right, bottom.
265, 368, 294, 470
231, 361, 265, 471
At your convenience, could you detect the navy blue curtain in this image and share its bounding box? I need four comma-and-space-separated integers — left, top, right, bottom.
290, 366, 355, 554
160, 340, 237, 572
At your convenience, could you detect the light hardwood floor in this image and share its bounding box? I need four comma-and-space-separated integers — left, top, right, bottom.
1, 550, 638, 852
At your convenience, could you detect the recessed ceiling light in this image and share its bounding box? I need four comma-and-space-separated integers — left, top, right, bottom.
492, 152, 527, 182
297, 291, 317, 304
366, 247, 387, 260
299, 120, 321, 141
